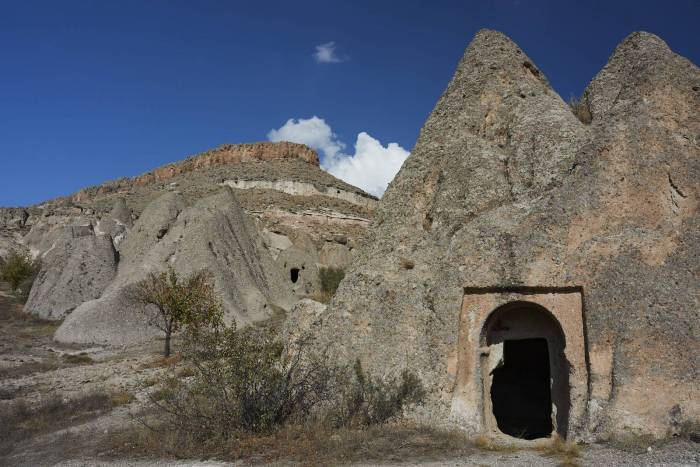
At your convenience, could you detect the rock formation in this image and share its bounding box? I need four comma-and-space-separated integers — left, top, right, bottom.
24, 225, 117, 319
304, 30, 699, 442
0, 140, 373, 345
2, 140, 372, 302
20, 142, 373, 293
55, 188, 294, 345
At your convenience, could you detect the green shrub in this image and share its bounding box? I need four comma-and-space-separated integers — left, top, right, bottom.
147, 321, 426, 442
336, 359, 426, 426
0, 253, 36, 292
128, 267, 223, 356
150, 324, 338, 437
319, 267, 345, 296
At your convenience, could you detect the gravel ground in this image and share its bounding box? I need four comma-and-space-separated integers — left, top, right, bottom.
26, 439, 698, 467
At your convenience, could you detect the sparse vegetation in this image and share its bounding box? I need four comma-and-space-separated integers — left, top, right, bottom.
128, 268, 223, 356
568, 95, 592, 124
110, 391, 136, 406
103, 421, 474, 464
0, 351, 98, 380
539, 434, 581, 466
62, 352, 95, 365
337, 359, 426, 426
149, 323, 338, 436
0, 252, 38, 297
120, 311, 427, 462
473, 435, 517, 452
0, 360, 61, 380
314, 266, 345, 303
0, 391, 130, 455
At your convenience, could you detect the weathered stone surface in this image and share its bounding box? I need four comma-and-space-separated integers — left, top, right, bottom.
309, 30, 699, 442
320, 242, 351, 269
24, 226, 117, 319
56, 187, 294, 345
109, 197, 133, 227
283, 298, 327, 345
9, 142, 374, 272
276, 245, 321, 297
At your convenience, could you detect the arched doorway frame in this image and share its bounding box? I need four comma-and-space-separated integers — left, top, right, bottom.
479, 300, 569, 439
449, 287, 588, 441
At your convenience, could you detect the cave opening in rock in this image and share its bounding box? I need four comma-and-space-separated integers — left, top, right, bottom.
481, 301, 570, 439
490, 338, 552, 439
290, 268, 300, 283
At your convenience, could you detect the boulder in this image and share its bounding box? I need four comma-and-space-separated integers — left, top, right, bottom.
320, 242, 351, 269
56, 187, 294, 345
24, 225, 118, 319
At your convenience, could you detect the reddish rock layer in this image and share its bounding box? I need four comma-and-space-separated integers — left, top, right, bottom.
132, 142, 319, 186
70, 142, 319, 203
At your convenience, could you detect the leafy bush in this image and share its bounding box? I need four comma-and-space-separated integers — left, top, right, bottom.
0, 253, 37, 293
568, 95, 592, 124
150, 324, 338, 438
146, 319, 426, 442
337, 359, 426, 426
319, 267, 345, 295
128, 268, 223, 356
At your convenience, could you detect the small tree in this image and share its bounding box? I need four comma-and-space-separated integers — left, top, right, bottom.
129, 268, 223, 357
0, 253, 36, 291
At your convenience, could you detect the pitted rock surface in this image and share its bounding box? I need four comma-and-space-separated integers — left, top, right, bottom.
55, 188, 293, 345
308, 30, 699, 441
24, 226, 117, 320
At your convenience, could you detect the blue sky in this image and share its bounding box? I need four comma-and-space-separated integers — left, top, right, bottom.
1, 0, 698, 205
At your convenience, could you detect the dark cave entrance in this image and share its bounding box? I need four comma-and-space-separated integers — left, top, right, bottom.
481, 301, 570, 439
490, 338, 553, 440
290, 268, 300, 283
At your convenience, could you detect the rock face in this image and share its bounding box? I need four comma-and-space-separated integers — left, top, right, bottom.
13, 142, 374, 302
310, 30, 699, 442
1, 141, 373, 327
24, 225, 117, 319
55, 188, 294, 345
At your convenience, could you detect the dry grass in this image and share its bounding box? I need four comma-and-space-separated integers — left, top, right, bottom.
0, 390, 128, 456
0, 353, 96, 380
139, 354, 182, 369
62, 353, 95, 365
110, 391, 136, 406
538, 435, 581, 466
0, 359, 61, 380
148, 387, 172, 402
176, 366, 195, 378
472, 434, 517, 452
306, 291, 332, 304
141, 376, 159, 388
101, 420, 475, 465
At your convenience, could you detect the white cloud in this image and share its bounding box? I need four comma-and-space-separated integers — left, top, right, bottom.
267, 116, 345, 159
325, 132, 410, 197
313, 41, 346, 64
268, 117, 410, 197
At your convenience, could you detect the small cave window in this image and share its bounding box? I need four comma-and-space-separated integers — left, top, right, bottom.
290, 268, 300, 283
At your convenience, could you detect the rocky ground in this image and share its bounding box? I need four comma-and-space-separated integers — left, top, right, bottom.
1, 281, 697, 466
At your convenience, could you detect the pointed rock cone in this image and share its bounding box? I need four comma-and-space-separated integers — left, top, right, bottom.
306, 29, 700, 441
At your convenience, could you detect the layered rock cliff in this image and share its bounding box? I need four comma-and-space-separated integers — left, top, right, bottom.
1, 141, 377, 331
